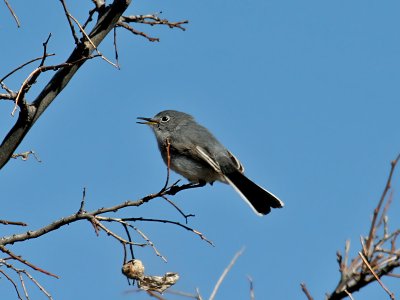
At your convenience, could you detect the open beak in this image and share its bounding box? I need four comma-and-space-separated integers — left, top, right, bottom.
136, 117, 159, 125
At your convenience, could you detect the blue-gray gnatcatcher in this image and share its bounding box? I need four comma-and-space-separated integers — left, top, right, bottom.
137, 110, 284, 216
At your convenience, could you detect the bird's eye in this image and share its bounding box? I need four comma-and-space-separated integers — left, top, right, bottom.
161, 116, 170, 122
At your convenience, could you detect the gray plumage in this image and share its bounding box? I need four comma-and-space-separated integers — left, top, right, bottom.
137, 110, 284, 216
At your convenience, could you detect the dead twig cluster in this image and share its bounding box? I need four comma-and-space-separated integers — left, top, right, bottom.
301, 154, 400, 300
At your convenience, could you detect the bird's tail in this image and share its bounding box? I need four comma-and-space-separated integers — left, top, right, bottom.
223, 170, 284, 216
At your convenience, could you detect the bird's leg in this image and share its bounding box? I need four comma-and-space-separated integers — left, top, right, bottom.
167, 180, 206, 195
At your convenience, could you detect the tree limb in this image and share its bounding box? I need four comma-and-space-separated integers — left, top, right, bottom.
0, 0, 132, 170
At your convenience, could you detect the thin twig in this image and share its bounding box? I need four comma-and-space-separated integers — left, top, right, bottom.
0, 269, 23, 300
116, 21, 160, 42
209, 247, 245, 300
0, 246, 59, 278
12, 54, 100, 116
122, 223, 135, 261
121, 14, 188, 30
147, 290, 167, 300
77, 187, 87, 214
365, 154, 400, 257
68, 12, 118, 68
23, 270, 53, 299
4, 0, 20, 27
164, 289, 202, 299
359, 252, 395, 300
92, 218, 137, 245
160, 195, 195, 224
39, 33, 52, 67
82, 6, 98, 29
113, 27, 120, 68
247, 276, 255, 300
59, 0, 79, 44
100, 216, 166, 262
0, 53, 55, 84
0, 219, 27, 226
132, 225, 167, 262
300, 283, 314, 300
121, 217, 214, 247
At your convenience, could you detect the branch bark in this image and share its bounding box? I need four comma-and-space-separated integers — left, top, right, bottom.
0, 0, 132, 170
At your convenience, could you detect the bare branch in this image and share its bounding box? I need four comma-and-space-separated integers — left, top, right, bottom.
119, 217, 214, 246
116, 21, 160, 42
0, 183, 213, 247
365, 154, 400, 257
209, 247, 245, 300
59, 0, 79, 44
0, 53, 55, 84
131, 225, 167, 262
77, 187, 87, 214
300, 283, 314, 300
113, 27, 120, 67
0, 0, 133, 170
68, 12, 119, 68
121, 13, 188, 30
0, 246, 59, 278
0, 93, 16, 100
247, 276, 255, 300
326, 154, 400, 300
0, 269, 23, 300
1, 260, 54, 299
160, 195, 195, 224
11, 54, 100, 116
359, 252, 395, 300
39, 33, 52, 67
0, 219, 27, 226
117, 13, 188, 42
4, 0, 20, 27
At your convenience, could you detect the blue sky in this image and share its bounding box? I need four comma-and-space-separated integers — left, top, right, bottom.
1, 1, 400, 299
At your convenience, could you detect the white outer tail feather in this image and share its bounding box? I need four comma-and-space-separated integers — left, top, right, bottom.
196, 145, 284, 215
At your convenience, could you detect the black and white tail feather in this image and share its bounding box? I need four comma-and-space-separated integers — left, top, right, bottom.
195, 146, 284, 216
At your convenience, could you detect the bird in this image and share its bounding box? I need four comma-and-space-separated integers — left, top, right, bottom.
137, 110, 284, 216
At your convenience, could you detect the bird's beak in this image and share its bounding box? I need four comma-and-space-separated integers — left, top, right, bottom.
136, 117, 159, 125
